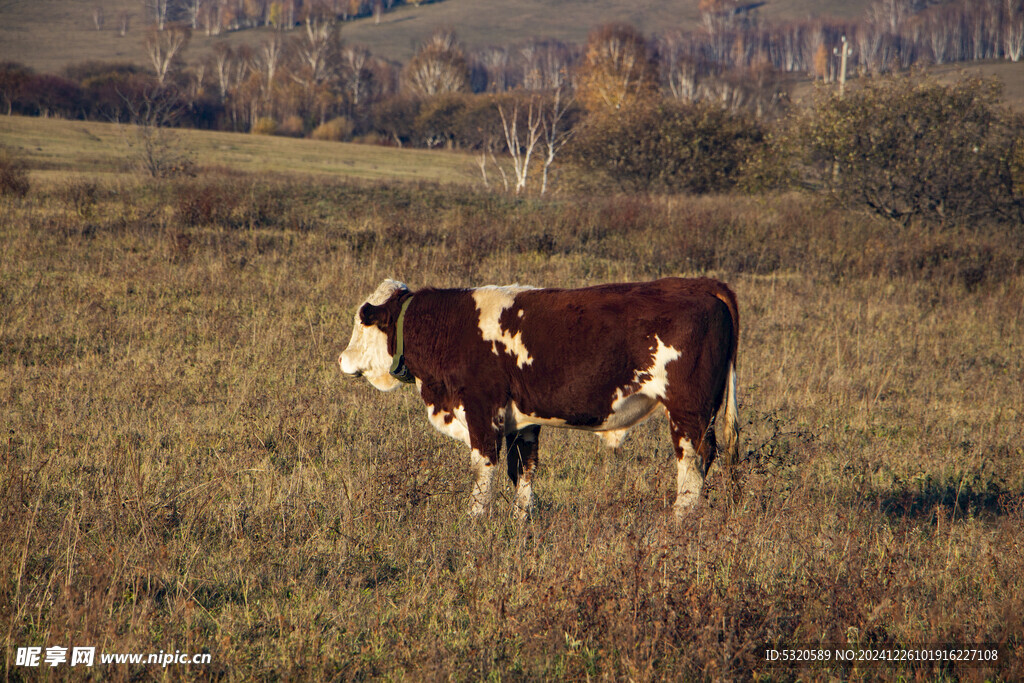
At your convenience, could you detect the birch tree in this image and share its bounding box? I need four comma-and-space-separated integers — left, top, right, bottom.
498, 97, 542, 194
404, 30, 470, 96
539, 86, 575, 195
145, 25, 191, 84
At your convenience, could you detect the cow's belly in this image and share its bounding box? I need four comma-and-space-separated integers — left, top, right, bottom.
596, 392, 661, 430
509, 391, 661, 433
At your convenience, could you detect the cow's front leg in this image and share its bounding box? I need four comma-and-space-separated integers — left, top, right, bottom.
506, 426, 540, 520
466, 414, 503, 516
468, 447, 498, 516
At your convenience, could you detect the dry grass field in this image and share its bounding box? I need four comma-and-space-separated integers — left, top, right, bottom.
2, 123, 1024, 679
0, 115, 478, 185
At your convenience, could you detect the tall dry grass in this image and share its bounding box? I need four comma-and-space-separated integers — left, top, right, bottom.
1, 173, 1022, 680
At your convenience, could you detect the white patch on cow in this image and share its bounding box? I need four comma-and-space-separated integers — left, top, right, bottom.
469, 449, 496, 515
472, 285, 536, 368
674, 437, 704, 517
631, 335, 682, 401
425, 402, 471, 446
596, 335, 681, 431
339, 279, 407, 392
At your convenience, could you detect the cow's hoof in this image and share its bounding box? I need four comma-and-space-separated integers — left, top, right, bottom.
673, 500, 699, 522
513, 505, 532, 522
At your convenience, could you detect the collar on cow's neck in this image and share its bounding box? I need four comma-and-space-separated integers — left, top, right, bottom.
388, 295, 416, 384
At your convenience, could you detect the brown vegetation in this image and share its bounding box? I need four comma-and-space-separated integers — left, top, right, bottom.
1, 169, 1023, 678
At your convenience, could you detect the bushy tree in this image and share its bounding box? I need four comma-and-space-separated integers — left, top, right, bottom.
0, 62, 32, 116
568, 100, 764, 194
576, 23, 658, 113
804, 75, 1024, 225
403, 30, 470, 97
18, 75, 83, 118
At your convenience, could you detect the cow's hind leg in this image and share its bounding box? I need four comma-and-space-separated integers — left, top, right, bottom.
668, 413, 713, 518
506, 426, 540, 520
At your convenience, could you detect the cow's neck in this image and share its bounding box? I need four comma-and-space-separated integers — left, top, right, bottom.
388, 295, 416, 383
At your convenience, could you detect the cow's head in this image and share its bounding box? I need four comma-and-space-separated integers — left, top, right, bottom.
339, 279, 409, 391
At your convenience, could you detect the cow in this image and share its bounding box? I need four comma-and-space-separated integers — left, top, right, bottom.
338, 277, 740, 520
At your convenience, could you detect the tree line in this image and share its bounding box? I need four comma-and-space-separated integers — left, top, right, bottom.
1, 0, 1023, 223
2, 0, 1023, 135
123, 0, 440, 35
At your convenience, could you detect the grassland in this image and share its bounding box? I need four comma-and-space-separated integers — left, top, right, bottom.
2, 116, 1024, 680
0, 115, 478, 185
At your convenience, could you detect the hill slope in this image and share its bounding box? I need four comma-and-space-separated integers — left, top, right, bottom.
1, 0, 871, 73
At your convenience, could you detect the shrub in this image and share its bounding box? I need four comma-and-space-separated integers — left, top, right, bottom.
129, 125, 195, 179
803, 75, 1024, 226
369, 96, 421, 147
0, 147, 29, 197
277, 115, 305, 137
568, 100, 766, 194
175, 181, 240, 227
311, 116, 355, 142
251, 117, 278, 135
415, 93, 467, 148
58, 180, 99, 218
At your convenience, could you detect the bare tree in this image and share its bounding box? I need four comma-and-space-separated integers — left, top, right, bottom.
183, 0, 204, 29
519, 40, 575, 91
118, 84, 194, 178
294, 15, 336, 86
212, 43, 234, 99
1006, 4, 1024, 61
659, 32, 701, 101
924, 9, 952, 63
479, 47, 511, 92
145, 25, 191, 84
187, 60, 207, 100
775, 22, 808, 72
143, 0, 175, 31
340, 45, 372, 110
539, 86, 574, 195
700, 0, 737, 64
498, 98, 542, 194
868, 0, 912, 33
258, 36, 283, 94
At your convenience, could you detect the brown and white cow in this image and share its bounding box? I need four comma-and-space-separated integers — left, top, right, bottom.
339, 277, 740, 519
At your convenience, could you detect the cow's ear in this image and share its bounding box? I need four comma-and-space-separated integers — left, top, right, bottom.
359, 302, 385, 329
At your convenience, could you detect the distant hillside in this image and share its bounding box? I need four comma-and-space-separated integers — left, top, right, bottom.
1, 0, 872, 73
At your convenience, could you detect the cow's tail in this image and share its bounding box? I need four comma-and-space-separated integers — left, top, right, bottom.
714, 286, 741, 501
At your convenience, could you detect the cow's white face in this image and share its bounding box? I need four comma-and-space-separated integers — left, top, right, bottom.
339, 279, 407, 392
